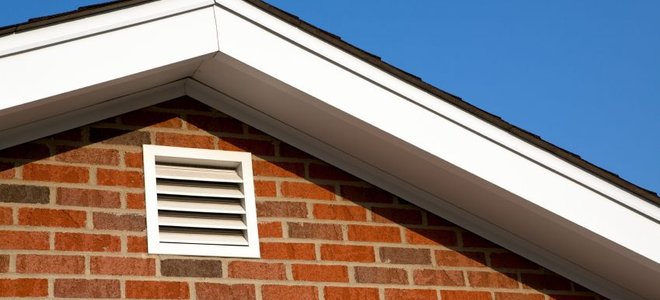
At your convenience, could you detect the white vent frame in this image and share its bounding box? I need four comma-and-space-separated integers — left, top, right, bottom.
142, 145, 260, 258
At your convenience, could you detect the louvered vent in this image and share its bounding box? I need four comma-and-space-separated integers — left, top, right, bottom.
143, 145, 259, 258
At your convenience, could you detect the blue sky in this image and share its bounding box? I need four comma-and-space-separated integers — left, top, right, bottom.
1, 1, 658, 194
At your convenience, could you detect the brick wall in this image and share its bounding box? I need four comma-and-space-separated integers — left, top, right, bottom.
0, 97, 604, 299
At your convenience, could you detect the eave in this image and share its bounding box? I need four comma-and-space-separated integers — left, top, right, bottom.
0, 1, 658, 298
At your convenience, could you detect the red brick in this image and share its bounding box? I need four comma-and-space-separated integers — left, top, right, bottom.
413, 269, 465, 286
436, 250, 487, 267
258, 222, 283, 238
247, 126, 269, 136
385, 289, 437, 300
156, 132, 214, 149
279, 144, 313, 159
462, 231, 498, 248
19, 208, 86, 228
55, 279, 120, 298
427, 213, 455, 226
260, 242, 316, 260
313, 204, 366, 221
372, 207, 422, 224
57, 188, 120, 208
324, 287, 379, 300
17, 255, 84, 274
56, 232, 120, 252
0, 163, 14, 179
496, 293, 545, 300
292, 264, 348, 282
196, 283, 255, 300
255, 180, 276, 197
0, 143, 50, 160
228, 261, 286, 280
0, 184, 49, 204
441, 290, 492, 300
0, 279, 48, 297
90, 128, 151, 145
253, 160, 305, 178
91, 257, 155, 276
521, 272, 572, 291
219, 137, 275, 156
127, 193, 145, 209
257, 201, 307, 218
188, 115, 244, 134
288, 222, 343, 240
124, 151, 143, 168
127, 236, 148, 252
0, 207, 11, 225
262, 285, 318, 300
355, 266, 408, 284
490, 252, 539, 270
23, 163, 88, 183
93, 212, 145, 231
0, 230, 49, 250
121, 110, 183, 128
405, 228, 457, 246
161, 259, 222, 277
97, 169, 143, 188
55, 146, 120, 165
348, 225, 400, 243
308, 163, 357, 181
125, 280, 189, 299
0, 255, 8, 273
380, 247, 431, 264
321, 244, 374, 262
340, 185, 393, 203
281, 182, 335, 200
468, 271, 519, 288
53, 128, 83, 141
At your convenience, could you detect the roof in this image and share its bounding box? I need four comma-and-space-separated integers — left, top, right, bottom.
1, 0, 656, 205
0, 1, 658, 299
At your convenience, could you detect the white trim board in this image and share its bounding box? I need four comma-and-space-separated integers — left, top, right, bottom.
210, 0, 660, 259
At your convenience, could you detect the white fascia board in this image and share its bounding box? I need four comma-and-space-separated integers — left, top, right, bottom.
0, 0, 214, 56
214, 0, 658, 221
0, 2, 218, 114
213, 1, 660, 261
185, 78, 646, 300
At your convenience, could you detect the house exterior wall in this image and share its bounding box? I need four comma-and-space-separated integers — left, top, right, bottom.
0, 97, 603, 300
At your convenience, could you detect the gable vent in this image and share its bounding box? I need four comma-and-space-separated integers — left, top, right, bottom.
143, 145, 259, 258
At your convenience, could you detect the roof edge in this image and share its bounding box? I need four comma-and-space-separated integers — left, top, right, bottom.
241, 0, 659, 204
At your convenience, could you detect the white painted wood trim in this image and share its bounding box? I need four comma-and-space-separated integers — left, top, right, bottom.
212, 5, 660, 263
215, 0, 659, 223
185, 79, 644, 300
0, 0, 214, 57
0, 5, 218, 112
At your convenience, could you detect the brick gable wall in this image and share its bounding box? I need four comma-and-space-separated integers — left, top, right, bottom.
0, 97, 603, 300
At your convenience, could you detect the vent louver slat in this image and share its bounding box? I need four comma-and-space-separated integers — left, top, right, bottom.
156, 179, 244, 198
158, 211, 247, 230
155, 164, 243, 182
157, 195, 245, 214
159, 227, 249, 246
154, 159, 248, 247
